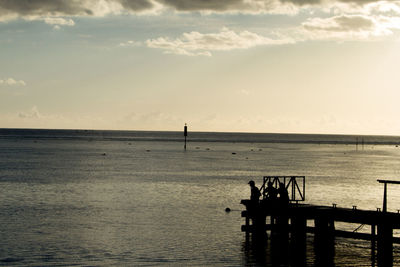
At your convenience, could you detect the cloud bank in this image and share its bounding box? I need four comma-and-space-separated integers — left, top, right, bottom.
147, 28, 294, 56
2, 1, 400, 52
1, 0, 400, 19
301, 14, 400, 40
145, 16, 400, 56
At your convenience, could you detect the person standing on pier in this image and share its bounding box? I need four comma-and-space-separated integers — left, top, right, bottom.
248, 180, 261, 218
248, 180, 261, 203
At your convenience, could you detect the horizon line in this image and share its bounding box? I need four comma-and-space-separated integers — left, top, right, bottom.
1, 127, 400, 138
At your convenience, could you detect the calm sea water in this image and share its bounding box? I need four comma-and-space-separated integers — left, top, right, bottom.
1, 129, 400, 266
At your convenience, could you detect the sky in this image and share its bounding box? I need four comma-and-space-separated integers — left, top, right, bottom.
1, 0, 400, 135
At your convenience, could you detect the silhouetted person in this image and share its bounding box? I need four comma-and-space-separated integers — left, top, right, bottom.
249, 180, 261, 203
264, 181, 278, 209
275, 182, 290, 243
278, 182, 289, 207
266, 181, 278, 200
248, 180, 263, 231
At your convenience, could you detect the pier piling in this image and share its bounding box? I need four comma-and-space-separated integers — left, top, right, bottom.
377, 223, 393, 267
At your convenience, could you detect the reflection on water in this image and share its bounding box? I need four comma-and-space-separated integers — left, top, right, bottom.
242, 236, 268, 266
242, 233, 338, 267
242, 233, 306, 267
242, 229, 400, 266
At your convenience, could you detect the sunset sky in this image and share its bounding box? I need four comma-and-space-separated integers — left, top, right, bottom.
1, 0, 400, 135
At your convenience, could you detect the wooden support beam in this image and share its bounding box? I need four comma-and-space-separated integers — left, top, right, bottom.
377, 223, 393, 267
291, 215, 307, 263
314, 216, 335, 266
372, 224, 376, 266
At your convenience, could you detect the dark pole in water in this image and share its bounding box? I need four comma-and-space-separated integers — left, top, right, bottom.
184, 123, 188, 150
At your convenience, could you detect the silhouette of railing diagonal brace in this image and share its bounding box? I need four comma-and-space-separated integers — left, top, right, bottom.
260, 176, 305, 202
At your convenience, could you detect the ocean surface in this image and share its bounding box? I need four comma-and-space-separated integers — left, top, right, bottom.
1, 129, 400, 266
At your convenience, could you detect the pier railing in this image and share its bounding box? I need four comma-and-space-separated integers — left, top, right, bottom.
260, 176, 305, 202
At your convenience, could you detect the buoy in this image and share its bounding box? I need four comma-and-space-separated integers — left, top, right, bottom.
225, 207, 231, 212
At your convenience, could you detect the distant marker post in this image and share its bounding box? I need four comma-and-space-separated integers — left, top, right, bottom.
184, 123, 188, 150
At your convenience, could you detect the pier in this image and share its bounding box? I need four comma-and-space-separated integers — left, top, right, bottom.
241, 176, 400, 266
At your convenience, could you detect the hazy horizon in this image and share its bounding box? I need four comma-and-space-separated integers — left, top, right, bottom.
2, 127, 400, 140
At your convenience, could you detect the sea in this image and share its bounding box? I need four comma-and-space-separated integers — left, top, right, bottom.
1, 128, 400, 266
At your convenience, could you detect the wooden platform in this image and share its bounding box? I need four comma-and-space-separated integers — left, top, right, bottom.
242, 203, 400, 240
241, 200, 400, 266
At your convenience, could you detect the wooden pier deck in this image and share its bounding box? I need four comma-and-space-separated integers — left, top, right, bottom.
241, 176, 400, 267
241, 202, 400, 236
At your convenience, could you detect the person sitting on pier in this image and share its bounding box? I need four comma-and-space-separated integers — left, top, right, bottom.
248, 180, 261, 204
278, 182, 289, 207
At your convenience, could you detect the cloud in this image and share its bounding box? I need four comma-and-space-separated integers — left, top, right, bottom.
301, 14, 400, 40
143, 14, 400, 56
118, 0, 155, 11
18, 106, 41, 119
0, 0, 399, 21
119, 40, 142, 47
1, 0, 400, 46
0, 0, 159, 22
282, 0, 374, 5
0, 78, 26, 86
159, 0, 299, 15
44, 17, 75, 26
303, 15, 375, 32
146, 27, 294, 56
42, 17, 75, 29
159, 0, 242, 11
